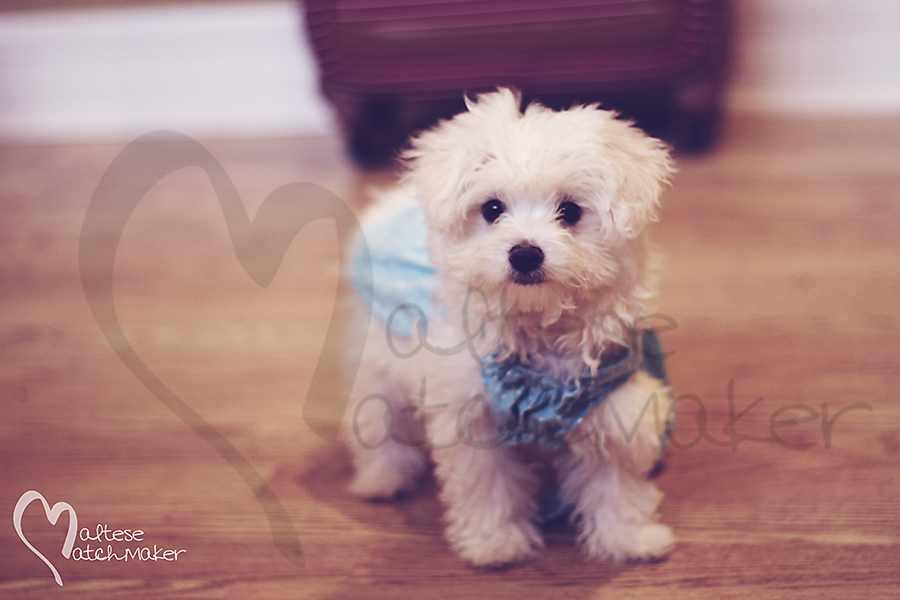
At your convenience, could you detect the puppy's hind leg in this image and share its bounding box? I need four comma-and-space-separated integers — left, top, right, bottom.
344, 377, 428, 500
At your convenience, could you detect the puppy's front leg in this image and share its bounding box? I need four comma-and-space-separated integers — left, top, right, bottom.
427, 394, 543, 567
560, 373, 675, 562
559, 454, 674, 562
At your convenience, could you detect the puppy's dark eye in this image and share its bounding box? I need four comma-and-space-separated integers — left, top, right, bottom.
557, 201, 582, 226
481, 199, 506, 224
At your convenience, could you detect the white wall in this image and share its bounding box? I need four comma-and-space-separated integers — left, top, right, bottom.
0, 0, 897, 142
0, 1, 336, 141
729, 0, 900, 115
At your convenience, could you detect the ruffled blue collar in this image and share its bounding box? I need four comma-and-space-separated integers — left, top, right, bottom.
482, 329, 667, 449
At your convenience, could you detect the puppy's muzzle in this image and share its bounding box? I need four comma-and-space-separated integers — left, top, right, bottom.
508, 244, 545, 284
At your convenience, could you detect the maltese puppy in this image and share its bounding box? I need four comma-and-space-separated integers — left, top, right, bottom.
343, 88, 676, 567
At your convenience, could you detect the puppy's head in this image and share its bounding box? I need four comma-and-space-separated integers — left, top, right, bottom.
403, 88, 674, 315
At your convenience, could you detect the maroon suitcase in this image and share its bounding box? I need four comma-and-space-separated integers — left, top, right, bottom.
304, 0, 730, 165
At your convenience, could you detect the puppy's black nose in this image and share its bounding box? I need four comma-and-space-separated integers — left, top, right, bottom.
508, 244, 544, 274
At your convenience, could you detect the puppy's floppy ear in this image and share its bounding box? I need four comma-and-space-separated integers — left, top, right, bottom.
595, 115, 675, 239
402, 88, 523, 228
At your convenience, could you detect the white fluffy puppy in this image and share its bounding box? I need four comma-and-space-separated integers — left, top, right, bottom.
343, 88, 676, 567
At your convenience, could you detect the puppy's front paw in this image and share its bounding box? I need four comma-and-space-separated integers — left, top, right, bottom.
581, 522, 675, 563
448, 519, 544, 568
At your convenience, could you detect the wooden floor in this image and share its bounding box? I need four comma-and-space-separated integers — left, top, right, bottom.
2, 114, 899, 599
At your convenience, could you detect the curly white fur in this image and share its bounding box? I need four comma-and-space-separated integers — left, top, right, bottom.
342, 88, 677, 567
